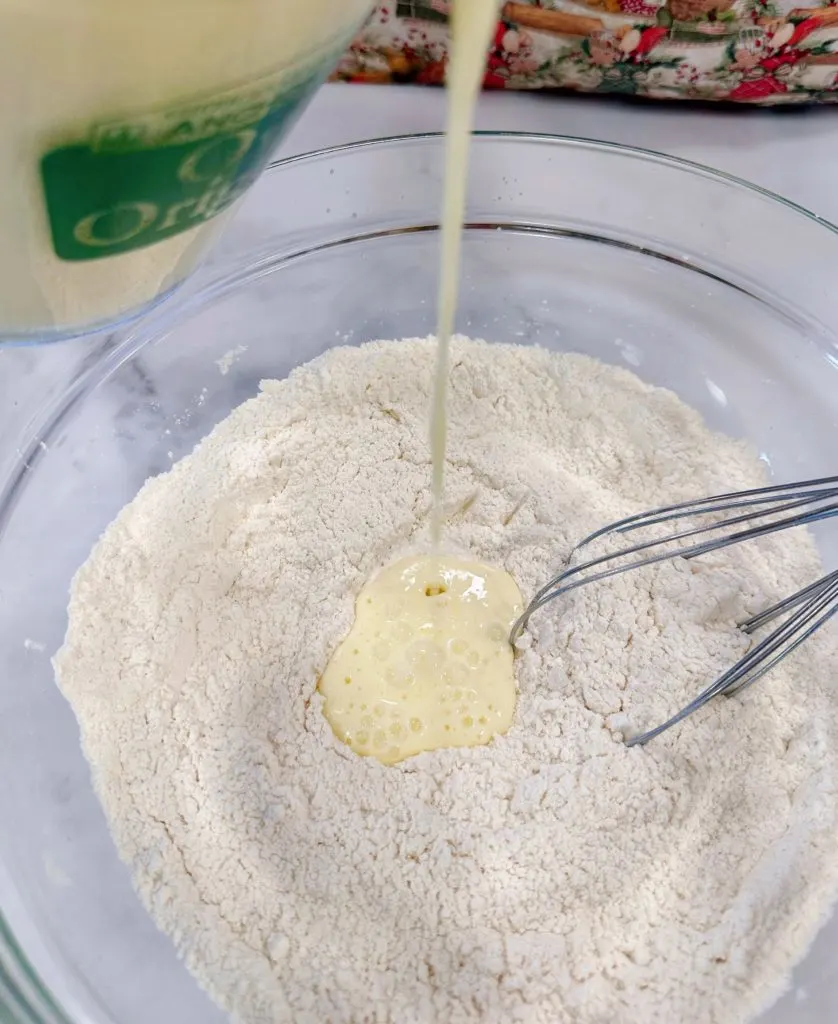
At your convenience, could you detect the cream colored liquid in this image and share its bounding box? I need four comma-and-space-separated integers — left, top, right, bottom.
430, 0, 503, 543
0, 0, 371, 335
322, 1, 518, 765
320, 557, 522, 764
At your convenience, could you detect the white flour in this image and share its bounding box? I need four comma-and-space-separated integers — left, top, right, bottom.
55, 337, 838, 1024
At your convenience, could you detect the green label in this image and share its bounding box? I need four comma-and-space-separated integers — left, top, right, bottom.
41, 68, 323, 261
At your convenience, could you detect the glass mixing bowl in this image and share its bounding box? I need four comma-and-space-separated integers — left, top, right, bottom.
1, 134, 837, 1024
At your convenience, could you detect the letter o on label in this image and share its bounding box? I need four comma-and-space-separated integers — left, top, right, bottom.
73, 202, 158, 248
177, 130, 257, 184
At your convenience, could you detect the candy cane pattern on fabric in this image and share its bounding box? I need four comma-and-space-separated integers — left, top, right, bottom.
332, 0, 838, 103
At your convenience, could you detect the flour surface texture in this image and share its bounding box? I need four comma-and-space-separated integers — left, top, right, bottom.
55, 338, 838, 1024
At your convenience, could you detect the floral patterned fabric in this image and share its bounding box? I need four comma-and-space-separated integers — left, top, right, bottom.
331, 0, 838, 103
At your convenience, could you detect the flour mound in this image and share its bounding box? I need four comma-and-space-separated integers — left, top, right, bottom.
55, 337, 838, 1024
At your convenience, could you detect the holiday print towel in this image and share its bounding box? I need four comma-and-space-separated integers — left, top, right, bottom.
332, 0, 838, 103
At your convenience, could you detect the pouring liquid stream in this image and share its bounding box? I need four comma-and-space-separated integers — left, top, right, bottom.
430, 0, 503, 544
321, 0, 523, 765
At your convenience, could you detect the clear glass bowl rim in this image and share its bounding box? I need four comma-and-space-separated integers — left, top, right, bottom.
3, 129, 838, 1024
276, 129, 838, 232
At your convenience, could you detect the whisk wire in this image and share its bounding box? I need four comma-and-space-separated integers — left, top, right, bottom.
741, 569, 838, 634
513, 477, 838, 642
720, 573, 838, 698
578, 476, 838, 549
512, 476, 838, 747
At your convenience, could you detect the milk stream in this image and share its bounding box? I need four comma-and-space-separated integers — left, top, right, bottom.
320, 2, 521, 764
430, 0, 503, 543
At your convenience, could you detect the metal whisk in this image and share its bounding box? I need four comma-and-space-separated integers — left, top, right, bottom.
510, 476, 838, 747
